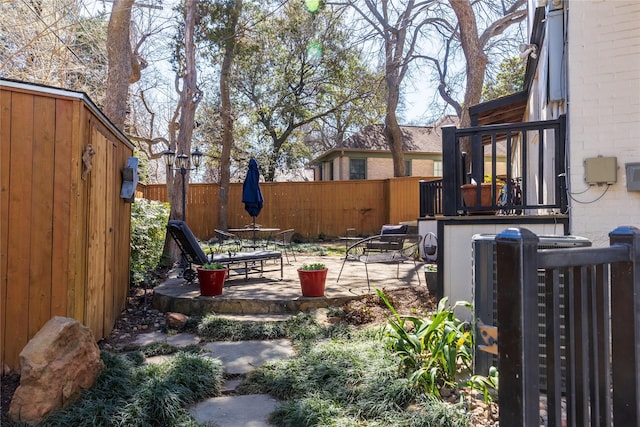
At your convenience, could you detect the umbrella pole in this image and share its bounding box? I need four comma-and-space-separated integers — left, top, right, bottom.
253, 216, 257, 247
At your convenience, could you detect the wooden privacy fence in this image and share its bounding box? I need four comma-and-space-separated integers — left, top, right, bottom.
1, 80, 133, 373
139, 176, 433, 240
495, 226, 639, 426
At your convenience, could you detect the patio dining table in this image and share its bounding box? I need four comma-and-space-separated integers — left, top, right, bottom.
229, 227, 280, 249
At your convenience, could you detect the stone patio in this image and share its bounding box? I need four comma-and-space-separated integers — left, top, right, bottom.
152, 254, 425, 315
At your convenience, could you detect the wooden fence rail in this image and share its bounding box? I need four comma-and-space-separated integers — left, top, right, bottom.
137, 177, 436, 240
495, 226, 639, 426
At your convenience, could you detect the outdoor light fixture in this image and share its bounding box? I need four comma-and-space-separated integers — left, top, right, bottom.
163, 146, 203, 221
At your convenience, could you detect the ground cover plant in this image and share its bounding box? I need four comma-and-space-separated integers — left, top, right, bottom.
1, 270, 495, 426
239, 326, 473, 426
2, 351, 223, 427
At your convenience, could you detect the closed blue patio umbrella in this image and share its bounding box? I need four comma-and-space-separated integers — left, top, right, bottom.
242, 158, 264, 245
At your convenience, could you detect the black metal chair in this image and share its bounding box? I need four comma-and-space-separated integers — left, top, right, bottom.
337, 232, 422, 291
166, 220, 210, 282
272, 229, 296, 264
213, 229, 242, 253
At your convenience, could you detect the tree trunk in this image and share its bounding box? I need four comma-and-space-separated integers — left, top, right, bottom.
104, 0, 136, 131
450, 0, 487, 130
218, 0, 243, 230
384, 40, 406, 177
162, 0, 201, 265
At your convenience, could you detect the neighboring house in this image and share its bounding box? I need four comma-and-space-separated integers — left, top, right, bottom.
423, 0, 640, 316
310, 116, 506, 181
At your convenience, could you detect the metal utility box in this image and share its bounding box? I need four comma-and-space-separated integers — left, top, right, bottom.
472, 234, 591, 390
626, 162, 640, 191
584, 156, 617, 185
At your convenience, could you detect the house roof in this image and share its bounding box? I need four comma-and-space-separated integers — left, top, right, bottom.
313, 116, 459, 163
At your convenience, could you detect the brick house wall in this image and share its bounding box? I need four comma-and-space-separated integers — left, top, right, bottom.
567, 0, 640, 245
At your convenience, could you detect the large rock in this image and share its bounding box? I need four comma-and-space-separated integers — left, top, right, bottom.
9, 316, 102, 425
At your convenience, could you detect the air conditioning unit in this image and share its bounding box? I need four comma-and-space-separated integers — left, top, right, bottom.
472, 234, 591, 391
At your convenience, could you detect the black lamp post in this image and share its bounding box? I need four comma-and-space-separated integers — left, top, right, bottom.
163, 147, 203, 222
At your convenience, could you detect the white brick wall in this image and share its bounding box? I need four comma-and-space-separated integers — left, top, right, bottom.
568, 0, 640, 245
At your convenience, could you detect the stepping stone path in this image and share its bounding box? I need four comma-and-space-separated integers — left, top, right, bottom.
136, 316, 295, 426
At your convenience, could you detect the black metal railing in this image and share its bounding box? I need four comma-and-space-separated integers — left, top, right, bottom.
495, 226, 639, 426
419, 179, 443, 217
441, 116, 567, 216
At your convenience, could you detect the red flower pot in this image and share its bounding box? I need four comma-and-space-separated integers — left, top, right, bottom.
197, 267, 227, 296
297, 268, 328, 297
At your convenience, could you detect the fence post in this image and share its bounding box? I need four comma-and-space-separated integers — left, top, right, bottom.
496, 227, 540, 426
609, 225, 640, 426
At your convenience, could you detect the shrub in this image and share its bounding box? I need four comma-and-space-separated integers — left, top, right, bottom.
377, 290, 474, 398
130, 198, 170, 286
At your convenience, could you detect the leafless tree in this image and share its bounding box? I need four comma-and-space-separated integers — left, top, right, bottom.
0, 0, 108, 102
347, 0, 438, 177
160, 0, 202, 264
421, 0, 527, 128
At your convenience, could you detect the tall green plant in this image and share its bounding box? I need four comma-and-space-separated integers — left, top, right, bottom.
377, 290, 474, 398
130, 199, 170, 286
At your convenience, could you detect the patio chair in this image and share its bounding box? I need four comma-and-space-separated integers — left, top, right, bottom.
167, 220, 211, 283
364, 224, 408, 252
213, 229, 242, 254
271, 228, 296, 264
337, 233, 422, 291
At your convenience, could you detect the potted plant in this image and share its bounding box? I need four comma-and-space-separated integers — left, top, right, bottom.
424, 264, 438, 295
460, 176, 502, 213
297, 263, 328, 297
197, 262, 228, 296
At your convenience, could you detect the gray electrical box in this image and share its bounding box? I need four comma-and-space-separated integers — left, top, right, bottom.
584, 156, 617, 185
626, 163, 640, 191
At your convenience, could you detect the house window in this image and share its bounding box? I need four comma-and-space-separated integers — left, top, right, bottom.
433, 160, 443, 177
329, 162, 334, 181
349, 158, 366, 180
404, 160, 412, 176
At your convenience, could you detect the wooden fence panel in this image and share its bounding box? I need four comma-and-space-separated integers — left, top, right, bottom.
140, 177, 427, 240
87, 125, 107, 338
4, 91, 34, 370
51, 98, 73, 318
28, 95, 55, 338
0, 90, 10, 367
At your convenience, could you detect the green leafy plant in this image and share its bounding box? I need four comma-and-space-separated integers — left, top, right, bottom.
466, 367, 499, 403
425, 264, 438, 272
377, 289, 474, 398
299, 263, 326, 270
201, 262, 226, 270
129, 199, 170, 286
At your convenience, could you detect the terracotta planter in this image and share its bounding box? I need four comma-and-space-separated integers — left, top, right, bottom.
197, 267, 228, 296
460, 183, 502, 214
297, 268, 328, 297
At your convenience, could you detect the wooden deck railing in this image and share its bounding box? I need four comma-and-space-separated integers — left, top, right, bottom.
495, 226, 639, 426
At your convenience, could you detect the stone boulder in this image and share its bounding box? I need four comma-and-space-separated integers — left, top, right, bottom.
166, 312, 189, 330
9, 316, 102, 425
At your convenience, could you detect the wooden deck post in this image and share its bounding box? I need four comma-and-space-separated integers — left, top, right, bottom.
609, 226, 640, 426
